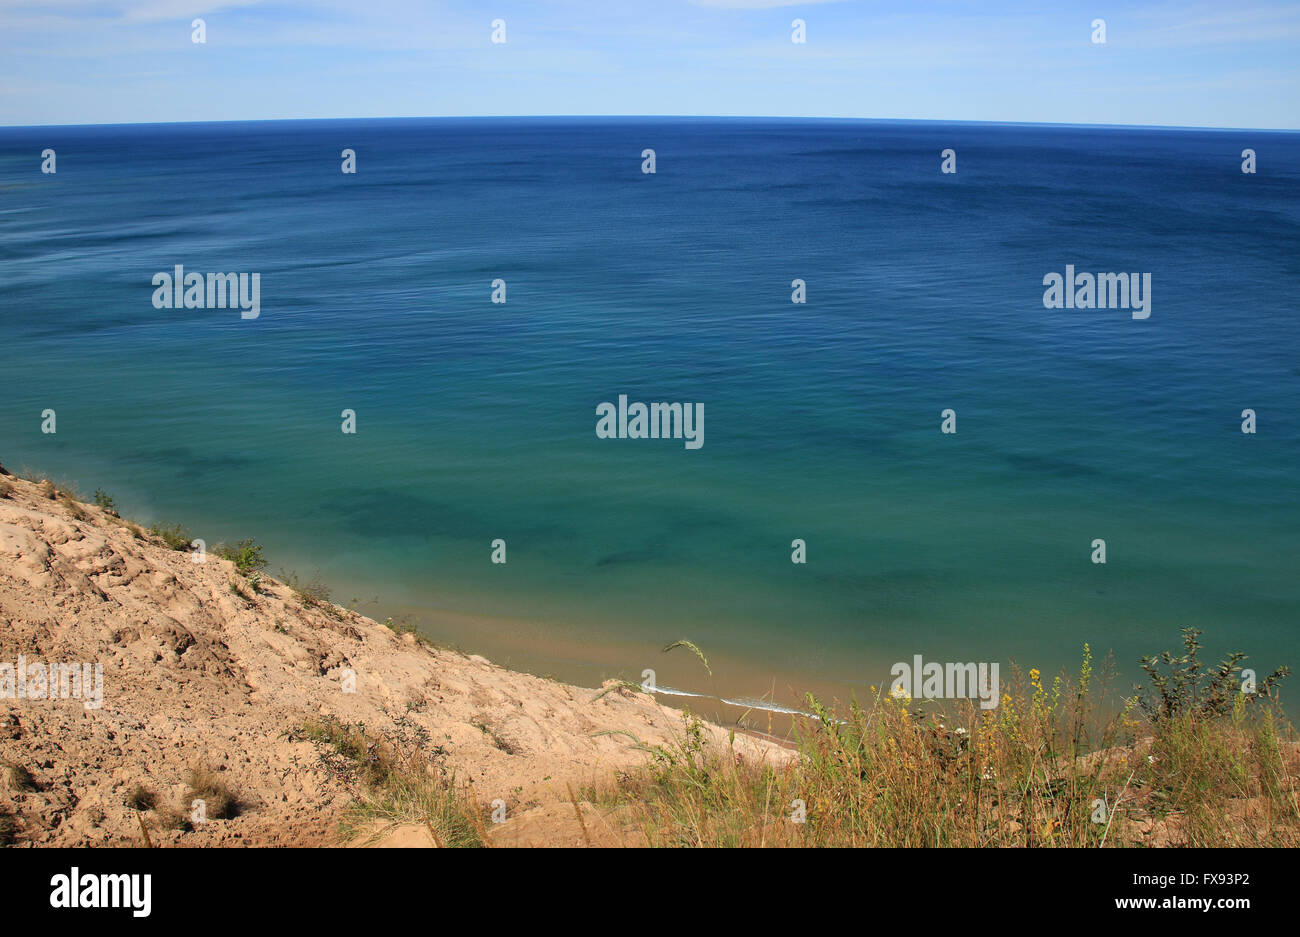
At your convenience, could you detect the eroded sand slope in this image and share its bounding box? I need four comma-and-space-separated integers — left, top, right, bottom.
0, 466, 781, 846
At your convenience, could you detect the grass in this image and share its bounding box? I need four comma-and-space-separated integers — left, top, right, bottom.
20, 470, 83, 503
590, 633, 1296, 848
183, 765, 239, 820
591, 679, 646, 702
293, 716, 485, 847
0, 760, 38, 793
280, 568, 340, 617
381, 615, 440, 649
57, 491, 87, 520
0, 807, 16, 846
0, 761, 35, 845
471, 719, 520, 755
149, 522, 192, 552
122, 783, 184, 839
127, 784, 157, 811
107, 514, 148, 539
155, 805, 192, 832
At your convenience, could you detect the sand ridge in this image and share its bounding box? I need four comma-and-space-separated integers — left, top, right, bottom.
0, 464, 786, 847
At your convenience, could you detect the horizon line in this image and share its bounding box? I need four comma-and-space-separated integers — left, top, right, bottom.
4, 114, 1298, 134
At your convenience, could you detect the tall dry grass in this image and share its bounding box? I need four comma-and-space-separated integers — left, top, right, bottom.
593, 633, 1296, 847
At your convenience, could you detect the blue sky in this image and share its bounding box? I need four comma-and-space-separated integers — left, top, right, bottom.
2, 0, 1298, 128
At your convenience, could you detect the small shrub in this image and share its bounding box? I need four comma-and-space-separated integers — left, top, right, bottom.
92, 488, 118, 513
213, 539, 265, 576
1138, 627, 1291, 723
383, 614, 425, 639
281, 569, 332, 609
127, 785, 157, 811
156, 805, 191, 832
184, 765, 239, 820
0, 807, 17, 846
0, 760, 37, 792
29, 475, 81, 501
149, 523, 192, 552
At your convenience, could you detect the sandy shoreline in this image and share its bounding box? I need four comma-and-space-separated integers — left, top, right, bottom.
227, 561, 886, 728
0, 462, 790, 846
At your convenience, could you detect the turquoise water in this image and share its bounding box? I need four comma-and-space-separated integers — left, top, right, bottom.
1, 118, 1297, 705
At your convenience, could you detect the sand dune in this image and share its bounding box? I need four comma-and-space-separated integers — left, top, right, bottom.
0, 463, 784, 847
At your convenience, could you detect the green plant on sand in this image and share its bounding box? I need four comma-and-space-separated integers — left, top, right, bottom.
589, 633, 1294, 848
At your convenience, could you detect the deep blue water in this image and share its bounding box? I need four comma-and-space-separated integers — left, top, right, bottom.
1, 118, 1297, 707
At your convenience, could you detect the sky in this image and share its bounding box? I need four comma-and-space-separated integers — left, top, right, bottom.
1, 0, 1298, 129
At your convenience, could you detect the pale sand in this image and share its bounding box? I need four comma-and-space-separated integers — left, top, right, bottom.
0, 465, 790, 847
